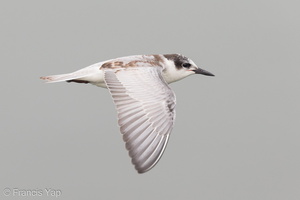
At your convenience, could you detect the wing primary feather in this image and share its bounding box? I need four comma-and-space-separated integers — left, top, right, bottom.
120, 116, 148, 135
131, 134, 161, 165
104, 67, 176, 173
137, 136, 169, 173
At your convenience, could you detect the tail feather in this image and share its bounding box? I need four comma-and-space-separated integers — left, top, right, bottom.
40, 73, 81, 83
40, 67, 98, 83
40, 61, 104, 84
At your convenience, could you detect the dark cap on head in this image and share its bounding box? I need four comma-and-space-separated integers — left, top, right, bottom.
164, 54, 189, 70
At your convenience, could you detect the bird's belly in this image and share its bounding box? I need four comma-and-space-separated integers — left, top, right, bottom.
78, 70, 107, 88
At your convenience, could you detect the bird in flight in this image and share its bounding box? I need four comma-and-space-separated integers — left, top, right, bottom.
41, 54, 214, 173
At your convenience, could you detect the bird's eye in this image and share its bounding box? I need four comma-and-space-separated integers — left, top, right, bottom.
182, 63, 191, 68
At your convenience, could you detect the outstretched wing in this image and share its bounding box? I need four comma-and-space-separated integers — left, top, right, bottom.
104, 67, 176, 173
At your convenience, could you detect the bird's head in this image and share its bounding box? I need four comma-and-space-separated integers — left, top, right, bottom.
162, 54, 214, 83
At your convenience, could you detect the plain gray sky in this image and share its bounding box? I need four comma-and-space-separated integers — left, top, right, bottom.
1, 0, 299, 199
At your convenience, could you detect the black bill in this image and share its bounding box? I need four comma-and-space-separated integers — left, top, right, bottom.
193, 68, 215, 76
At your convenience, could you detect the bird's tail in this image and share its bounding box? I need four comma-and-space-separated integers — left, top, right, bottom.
40, 73, 78, 83
40, 64, 101, 83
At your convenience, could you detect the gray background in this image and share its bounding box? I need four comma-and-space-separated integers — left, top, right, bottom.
1, 0, 299, 199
